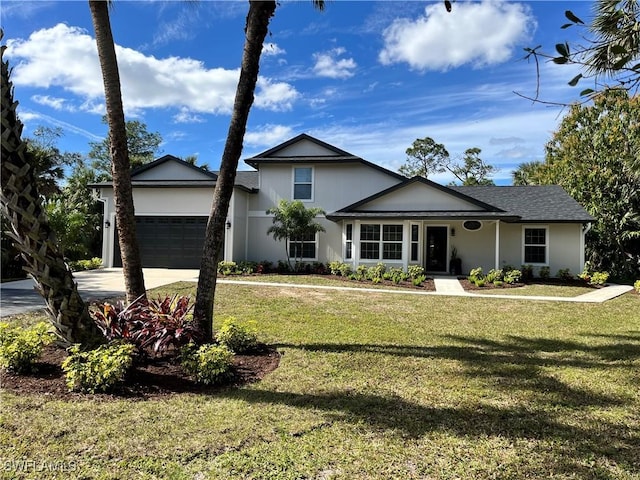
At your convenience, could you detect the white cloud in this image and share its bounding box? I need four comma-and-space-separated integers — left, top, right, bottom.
31, 95, 68, 111
173, 108, 205, 124
379, 1, 536, 71
313, 47, 357, 79
262, 43, 286, 56
244, 124, 294, 147
6, 24, 299, 117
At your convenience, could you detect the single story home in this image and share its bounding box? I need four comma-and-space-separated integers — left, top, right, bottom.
93, 134, 594, 276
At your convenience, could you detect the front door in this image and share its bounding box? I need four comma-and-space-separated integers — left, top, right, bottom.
426, 226, 448, 272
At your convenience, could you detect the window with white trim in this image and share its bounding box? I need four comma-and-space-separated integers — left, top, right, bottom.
289, 231, 317, 259
359, 224, 403, 261
523, 227, 548, 264
345, 223, 353, 260
410, 224, 420, 262
293, 167, 313, 201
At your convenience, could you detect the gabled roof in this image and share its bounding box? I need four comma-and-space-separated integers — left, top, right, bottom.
89, 155, 259, 192
131, 154, 218, 179
328, 177, 593, 223
450, 185, 595, 223
245, 133, 406, 180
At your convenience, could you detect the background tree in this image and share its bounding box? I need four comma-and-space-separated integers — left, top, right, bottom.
89, 0, 146, 302
449, 147, 496, 185
521, 1, 640, 102
400, 138, 496, 185
1, 38, 104, 347
89, 117, 162, 179
512, 160, 546, 186
399, 137, 449, 178
46, 157, 103, 261
266, 200, 326, 270
542, 89, 639, 279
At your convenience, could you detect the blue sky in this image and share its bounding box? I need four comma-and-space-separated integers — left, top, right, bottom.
4, 1, 594, 185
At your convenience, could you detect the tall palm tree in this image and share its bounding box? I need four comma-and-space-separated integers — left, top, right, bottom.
1, 38, 104, 347
89, 1, 146, 303
193, 0, 324, 341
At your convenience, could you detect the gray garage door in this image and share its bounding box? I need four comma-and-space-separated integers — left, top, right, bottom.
114, 216, 208, 268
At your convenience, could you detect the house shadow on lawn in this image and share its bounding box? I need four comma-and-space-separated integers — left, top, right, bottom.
246, 334, 640, 477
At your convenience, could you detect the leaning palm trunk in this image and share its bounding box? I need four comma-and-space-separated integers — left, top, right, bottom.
89, 1, 146, 302
193, 1, 277, 341
1, 41, 104, 347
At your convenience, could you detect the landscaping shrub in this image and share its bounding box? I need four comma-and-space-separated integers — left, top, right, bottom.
521, 264, 534, 282
61, 342, 136, 393
557, 268, 573, 281
474, 278, 486, 287
218, 261, 239, 275
412, 275, 427, 287
485, 269, 503, 284
504, 269, 522, 285
215, 317, 258, 353
0, 322, 55, 373
493, 280, 504, 287
91, 295, 202, 357
407, 265, 425, 279
635, 280, 640, 293
539, 266, 550, 280
181, 343, 234, 385
468, 267, 483, 283
256, 260, 273, 274
366, 263, 386, 282
329, 261, 345, 276
589, 271, 609, 285
68, 257, 102, 272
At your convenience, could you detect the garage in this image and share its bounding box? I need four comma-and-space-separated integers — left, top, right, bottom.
113, 216, 208, 268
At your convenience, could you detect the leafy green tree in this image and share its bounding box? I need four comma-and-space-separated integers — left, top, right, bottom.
449, 147, 496, 185
399, 137, 449, 178
46, 158, 103, 261
266, 200, 326, 270
88, 117, 162, 180
543, 89, 639, 279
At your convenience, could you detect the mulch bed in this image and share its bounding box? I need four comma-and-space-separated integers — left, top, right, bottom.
1, 344, 281, 400
322, 274, 436, 291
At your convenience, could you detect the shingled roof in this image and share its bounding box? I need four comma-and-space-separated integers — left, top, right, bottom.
449, 185, 594, 223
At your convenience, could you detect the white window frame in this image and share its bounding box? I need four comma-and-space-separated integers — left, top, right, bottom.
292, 166, 314, 202
358, 223, 404, 262
409, 222, 421, 263
344, 223, 353, 260
522, 225, 549, 266
288, 231, 319, 261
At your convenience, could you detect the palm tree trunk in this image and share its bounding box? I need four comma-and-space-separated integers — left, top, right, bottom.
89, 1, 146, 303
193, 0, 277, 341
1, 40, 104, 348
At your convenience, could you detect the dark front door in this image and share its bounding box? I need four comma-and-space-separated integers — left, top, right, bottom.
426, 226, 448, 272
113, 216, 208, 268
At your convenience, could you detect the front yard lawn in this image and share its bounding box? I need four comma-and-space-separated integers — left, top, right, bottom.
1, 283, 639, 479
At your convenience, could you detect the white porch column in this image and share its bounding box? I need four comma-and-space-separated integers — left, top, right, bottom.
353, 220, 360, 267
495, 220, 500, 270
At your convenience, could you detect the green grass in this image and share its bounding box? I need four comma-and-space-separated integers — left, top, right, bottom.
478, 283, 595, 297
2, 283, 639, 479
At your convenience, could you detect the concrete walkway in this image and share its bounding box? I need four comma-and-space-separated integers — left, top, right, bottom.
0, 269, 633, 317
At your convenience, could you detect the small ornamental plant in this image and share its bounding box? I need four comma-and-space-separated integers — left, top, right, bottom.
181, 343, 234, 385
62, 342, 136, 393
0, 322, 55, 373
215, 317, 258, 354
634, 280, 640, 293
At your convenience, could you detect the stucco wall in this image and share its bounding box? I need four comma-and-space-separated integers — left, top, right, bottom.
248, 163, 402, 213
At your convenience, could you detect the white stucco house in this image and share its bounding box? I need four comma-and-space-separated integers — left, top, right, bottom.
93, 134, 594, 276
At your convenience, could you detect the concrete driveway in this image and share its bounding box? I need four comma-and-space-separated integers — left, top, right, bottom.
0, 268, 199, 317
